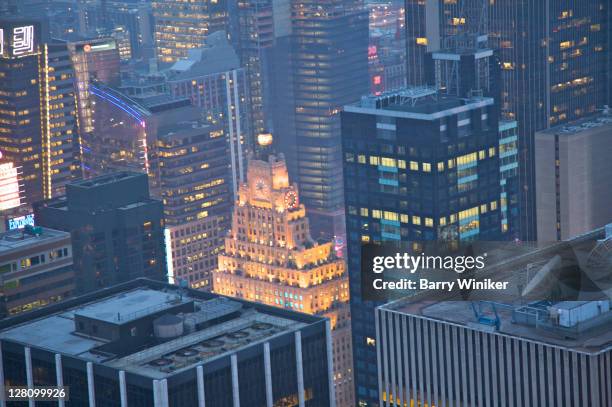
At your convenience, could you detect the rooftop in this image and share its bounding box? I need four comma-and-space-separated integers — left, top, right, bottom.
165, 31, 241, 80
536, 110, 612, 136
345, 86, 494, 120
0, 279, 318, 379
0, 227, 70, 255
381, 227, 612, 354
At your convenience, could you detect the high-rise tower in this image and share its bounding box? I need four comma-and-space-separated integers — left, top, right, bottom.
213, 152, 355, 406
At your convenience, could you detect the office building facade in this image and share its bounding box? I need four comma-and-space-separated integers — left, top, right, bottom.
280, 0, 369, 240
0, 19, 44, 205
165, 31, 251, 196
33, 172, 166, 294
342, 88, 513, 405
0, 226, 74, 317
66, 36, 121, 162
0, 278, 336, 407
376, 225, 612, 406
40, 40, 81, 198
535, 113, 612, 241
152, 0, 227, 64
212, 153, 355, 406
404, 0, 610, 239
86, 83, 197, 194
377, 298, 612, 407
158, 121, 232, 290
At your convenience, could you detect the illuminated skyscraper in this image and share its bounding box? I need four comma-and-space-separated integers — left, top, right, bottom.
39, 40, 81, 198
0, 19, 44, 204
152, 0, 227, 64
213, 153, 355, 406
0, 20, 81, 204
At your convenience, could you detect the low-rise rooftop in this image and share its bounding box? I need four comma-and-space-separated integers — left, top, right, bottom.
381, 227, 612, 354
0, 279, 316, 379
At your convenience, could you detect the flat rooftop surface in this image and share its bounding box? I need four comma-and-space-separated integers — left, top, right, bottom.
387, 300, 612, 354
73, 288, 189, 324
0, 285, 308, 378
0, 228, 69, 254
381, 228, 612, 354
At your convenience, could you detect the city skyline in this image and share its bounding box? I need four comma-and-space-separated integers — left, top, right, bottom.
0, 1, 610, 406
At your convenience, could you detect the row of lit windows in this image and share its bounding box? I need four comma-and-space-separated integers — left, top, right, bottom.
349, 148, 496, 172
355, 202, 498, 227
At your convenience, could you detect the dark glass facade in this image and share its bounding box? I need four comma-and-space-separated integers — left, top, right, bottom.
279, 0, 369, 239
342, 92, 514, 406
33, 172, 166, 293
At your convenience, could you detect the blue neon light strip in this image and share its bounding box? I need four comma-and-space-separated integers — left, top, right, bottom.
89, 85, 145, 124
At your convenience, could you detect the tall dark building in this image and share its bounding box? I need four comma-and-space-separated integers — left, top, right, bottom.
341, 87, 516, 405
0, 19, 44, 205
278, 0, 369, 240
0, 278, 336, 407
33, 172, 166, 293
404, 0, 610, 239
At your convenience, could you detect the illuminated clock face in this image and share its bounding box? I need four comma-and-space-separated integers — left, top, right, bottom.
284, 190, 298, 209
254, 179, 269, 197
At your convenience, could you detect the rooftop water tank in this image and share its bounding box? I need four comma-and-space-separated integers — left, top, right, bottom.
153, 314, 183, 339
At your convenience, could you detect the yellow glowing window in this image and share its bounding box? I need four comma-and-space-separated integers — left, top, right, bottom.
361, 235, 370, 243
366, 337, 376, 346
383, 211, 399, 221
410, 161, 419, 171
447, 159, 455, 169
459, 207, 479, 220
372, 210, 382, 219
560, 41, 573, 50
591, 24, 601, 32
489, 147, 496, 157
381, 157, 396, 167
437, 162, 445, 172
490, 201, 498, 210
416, 37, 428, 46
400, 214, 409, 223
480, 204, 488, 214
479, 150, 486, 160
360, 208, 369, 217
422, 163, 431, 172
398, 160, 406, 169
369, 156, 380, 165
450, 214, 457, 223
425, 218, 434, 227
439, 217, 447, 226
452, 17, 466, 25
412, 216, 421, 225
358, 155, 366, 164
502, 62, 514, 70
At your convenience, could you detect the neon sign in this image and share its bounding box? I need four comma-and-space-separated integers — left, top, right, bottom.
12, 25, 35, 56
7, 214, 35, 230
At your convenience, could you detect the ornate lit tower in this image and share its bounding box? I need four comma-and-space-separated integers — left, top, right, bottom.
213, 152, 355, 406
